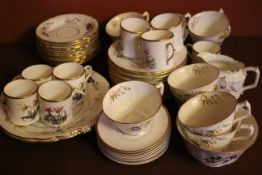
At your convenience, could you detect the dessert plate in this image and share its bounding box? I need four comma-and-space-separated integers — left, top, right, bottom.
0, 71, 109, 142
96, 106, 170, 152
108, 40, 187, 73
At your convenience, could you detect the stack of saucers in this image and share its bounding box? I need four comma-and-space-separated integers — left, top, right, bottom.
36, 14, 100, 65
96, 81, 171, 165
108, 40, 187, 86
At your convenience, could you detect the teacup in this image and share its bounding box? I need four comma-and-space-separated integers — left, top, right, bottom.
167, 63, 224, 102
187, 41, 221, 63
178, 91, 252, 136
150, 13, 184, 51
185, 120, 254, 151
53, 62, 92, 107
102, 81, 162, 136
21, 64, 53, 85
38, 80, 73, 126
188, 9, 231, 45
3, 79, 39, 125
119, 17, 150, 59
197, 52, 260, 98
141, 30, 175, 71
105, 11, 150, 40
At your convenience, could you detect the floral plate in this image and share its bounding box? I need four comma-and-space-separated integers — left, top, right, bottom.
0, 71, 109, 142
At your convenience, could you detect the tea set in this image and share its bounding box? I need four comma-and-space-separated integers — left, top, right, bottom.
0, 9, 260, 167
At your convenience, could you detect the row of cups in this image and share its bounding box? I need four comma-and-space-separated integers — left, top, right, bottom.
117, 12, 187, 71
106, 9, 230, 45
3, 62, 93, 126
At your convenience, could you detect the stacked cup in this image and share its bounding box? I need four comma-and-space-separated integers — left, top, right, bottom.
3, 62, 93, 128
107, 13, 188, 87
176, 91, 258, 167
96, 81, 171, 165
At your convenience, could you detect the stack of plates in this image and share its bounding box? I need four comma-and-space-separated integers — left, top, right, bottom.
96, 106, 171, 165
107, 40, 188, 85
36, 14, 100, 65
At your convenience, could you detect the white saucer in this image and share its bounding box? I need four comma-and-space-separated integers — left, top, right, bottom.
96, 106, 170, 152
0, 71, 109, 142
36, 14, 98, 43
108, 40, 187, 73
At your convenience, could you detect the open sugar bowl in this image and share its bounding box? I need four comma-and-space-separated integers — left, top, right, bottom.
102, 81, 162, 136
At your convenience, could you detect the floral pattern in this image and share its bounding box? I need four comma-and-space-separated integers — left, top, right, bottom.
192, 65, 209, 75
192, 123, 231, 136
204, 154, 239, 165
21, 99, 39, 122
43, 106, 67, 125
144, 48, 156, 69
109, 86, 131, 103
200, 94, 223, 106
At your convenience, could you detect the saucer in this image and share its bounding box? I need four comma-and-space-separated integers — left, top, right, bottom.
96, 106, 170, 152
0, 71, 109, 142
108, 40, 187, 73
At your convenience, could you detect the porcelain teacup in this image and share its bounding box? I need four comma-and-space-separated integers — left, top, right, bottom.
22, 64, 53, 85
105, 11, 150, 40
188, 9, 231, 45
178, 91, 252, 136
197, 52, 260, 98
167, 63, 224, 102
102, 81, 162, 136
3, 79, 40, 125
38, 80, 73, 127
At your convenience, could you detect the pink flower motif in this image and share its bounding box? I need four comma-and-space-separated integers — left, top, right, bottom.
54, 107, 64, 114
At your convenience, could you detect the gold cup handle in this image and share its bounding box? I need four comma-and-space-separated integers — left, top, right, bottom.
166, 43, 175, 65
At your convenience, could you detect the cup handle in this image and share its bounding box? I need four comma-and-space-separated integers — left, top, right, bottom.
233, 101, 252, 124
166, 43, 175, 65
242, 66, 260, 92
142, 11, 150, 21
84, 65, 93, 82
218, 8, 224, 13
155, 82, 164, 96
232, 124, 254, 141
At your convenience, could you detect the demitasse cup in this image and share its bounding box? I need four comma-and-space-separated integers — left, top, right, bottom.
119, 17, 150, 59
197, 52, 260, 98
178, 91, 252, 136
21, 64, 53, 85
185, 120, 254, 151
167, 63, 224, 102
105, 11, 150, 40
38, 80, 73, 126
53, 62, 92, 107
150, 13, 184, 51
102, 81, 162, 136
3, 79, 39, 125
188, 9, 231, 45
187, 41, 221, 63
141, 30, 175, 71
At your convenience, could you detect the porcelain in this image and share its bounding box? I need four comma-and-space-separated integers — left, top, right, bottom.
151, 13, 184, 51
36, 13, 99, 43
197, 52, 260, 98
119, 17, 150, 59
108, 40, 187, 73
38, 80, 73, 126
21, 64, 53, 85
178, 91, 251, 136
167, 63, 223, 102
188, 9, 231, 45
141, 30, 175, 71
185, 120, 254, 151
0, 71, 109, 142
3, 79, 39, 126
53, 62, 92, 107
187, 41, 221, 63
97, 105, 169, 152
105, 11, 150, 40
176, 113, 258, 167
102, 81, 162, 136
